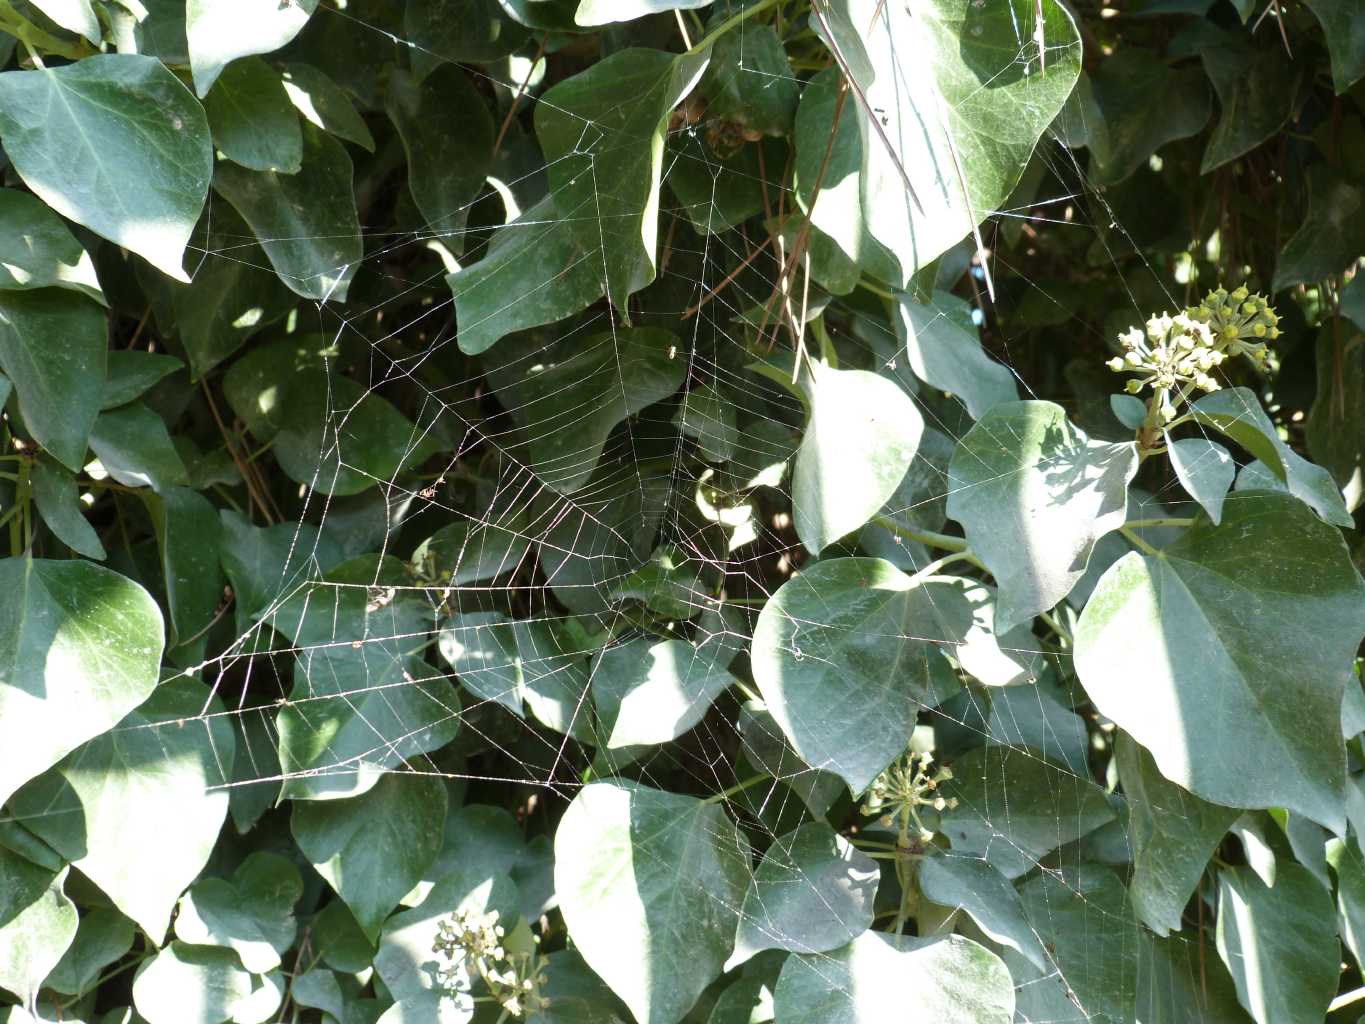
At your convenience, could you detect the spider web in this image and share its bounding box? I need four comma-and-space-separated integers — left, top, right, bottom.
15, 3, 1274, 1021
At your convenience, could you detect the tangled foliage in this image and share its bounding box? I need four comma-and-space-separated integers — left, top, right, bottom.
0, 1, 1364, 1024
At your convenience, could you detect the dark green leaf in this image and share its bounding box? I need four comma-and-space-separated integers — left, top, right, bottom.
918, 854, 1048, 970
292, 772, 448, 941
404, 0, 530, 70
30, 456, 105, 559
185, 0, 320, 97
591, 637, 733, 749
175, 853, 300, 973
0, 188, 104, 304
1166, 436, 1234, 524
101, 351, 183, 410
0, 558, 163, 812
0, 289, 106, 471
0, 853, 76, 1010
43, 907, 136, 998
1273, 165, 1365, 291
1303, 0, 1365, 92
203, 57, 303, 174
896, 292, 1017, 418
280, 64, 375, 152
1075, 492, 1364, 832
142, 486, 224, 646
699, 23, 797, 137
88, 402, 190, 492
0, 55, 212, 281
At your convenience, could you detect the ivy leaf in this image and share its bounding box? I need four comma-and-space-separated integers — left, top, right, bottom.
131, 942, 256, 1024
790, 360, 923, 554
29, 0, 100, 42
895, 292, 1017, 419
1116, 733, 1239, 936
797, 0, 1080, 285
410, 513, 532, 589
203, 57, 303, 173
983, 674, 1089, 774
700, 22, 797, 136
174, 853, 302, 973
403, 0, 530, 70
292, 772, 448, 942
1196, 30, 1301, 172
937, 745, 1114, 879
0, 853, 76, 1011
729, 823, 877, 968
214, 123, 363, 302
43, 907, 136, 999
772, 931, 1014, 1024
494, 328, 686, 494
947, 401, 1138, 632
219, 511, 343, 623
1329, 836, 1365, 968
1216, 864, 1339, 1024
555, 780, 751, 1024
280, 64, 375, 152
592, 638, 734, 749
142, 486, 224, 646
1272, 166, 1365, 292
9, 679, 234, 944
535, 48, 709, 313
185, 0, 320, 97
0, 188, 104, 304
30, 456, 105, 560
101, 351, 183, 410
751, 558, 970, 795
1166, 436, 1234, 524
1074, 492, 1365, 832
0, 55, 212, 282
88, 402, 190, 492
0, 558, 163, 812
917, 854, 1049, 970
0, 290, 106, 472
1136, 925, 1252, 1024
386, 66, 494, 236
404, 804, 551, 918
447, 195, 606, 356
1014, 865, 1137, 1023
736, 701, 847, 819
1056, 53, 1211, 185
1303, 0, 1365, 92
1308, 324, 1365, 488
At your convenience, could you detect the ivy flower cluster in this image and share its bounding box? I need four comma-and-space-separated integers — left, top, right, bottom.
432, 908, 549, 1019
1105, 287, 1280, 417
862, 750, 957, 844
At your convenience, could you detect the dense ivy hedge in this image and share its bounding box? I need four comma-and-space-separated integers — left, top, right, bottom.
2, 1, 1365, 1023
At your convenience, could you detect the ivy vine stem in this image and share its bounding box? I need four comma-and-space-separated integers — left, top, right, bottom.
1124, 517, 1195, 529
686, 0, 783, 55
703, 773, 770, 804
871, 517, 969, 554
1119, 525, 1159, 556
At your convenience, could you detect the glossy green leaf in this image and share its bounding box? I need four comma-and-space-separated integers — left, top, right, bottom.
1075, 492, 1364, 832
797, 0, 1080, 285
30, 456, 105, 560
101, 351, 182, 410
983, 677, 1089, 774
699, 22, 797, 137
142, 486, 224, 645
292, 772, 448, 941
214, 123, 362, 302
43, 907, 136, 998
494, 328, 686, 494
1014, 865, 1137, 1023
203, 58, 303, 173
736, 701, 847, 819
1216, 864, 1338, 1024
947, 400, 1138, 631
0, 558, 163, 811
1308, 323, 1365, 488
219, 511, 343, 622
918, 854, 1048, 970
896, 292, 1016, 418
1056, 54, 1210, 185
555, 780, 751, 1024
447, 195, 606, 356
0, 289, 106, 471
275, 586, 459, 800
174, 853, 302, 973
1117, 732, 1238, 936
404, 0, 529, 69
0, 853, 76, 1010
185, 0, 320, 97
1273, 166, 1365, 291
751, 558, 968, 794
404, 804, 551, 918
1166, 436, 1234, 524
792, 360, 923, 553
131, 942, 256, 1024
29, 0, 100, 42
1136, 926, 1252, 1024
9, 680, 234, 944
1197, 31, 1300, 172
279, 64, 375, 152
938, 745, 1114, 878
88, 402, 190, 492
0, 55, 212, 281
1329, 836, 1365, 967
772, 931, 1014, 1024
0, 188, 103, 304
386, 66, 494, 235
592, 638, 733, 749
410, 513, 532, 589
1304, 0, 1365, 92
729, 823, 877, 968
535, 48, 709, 312
1189, 386, 1352, 526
